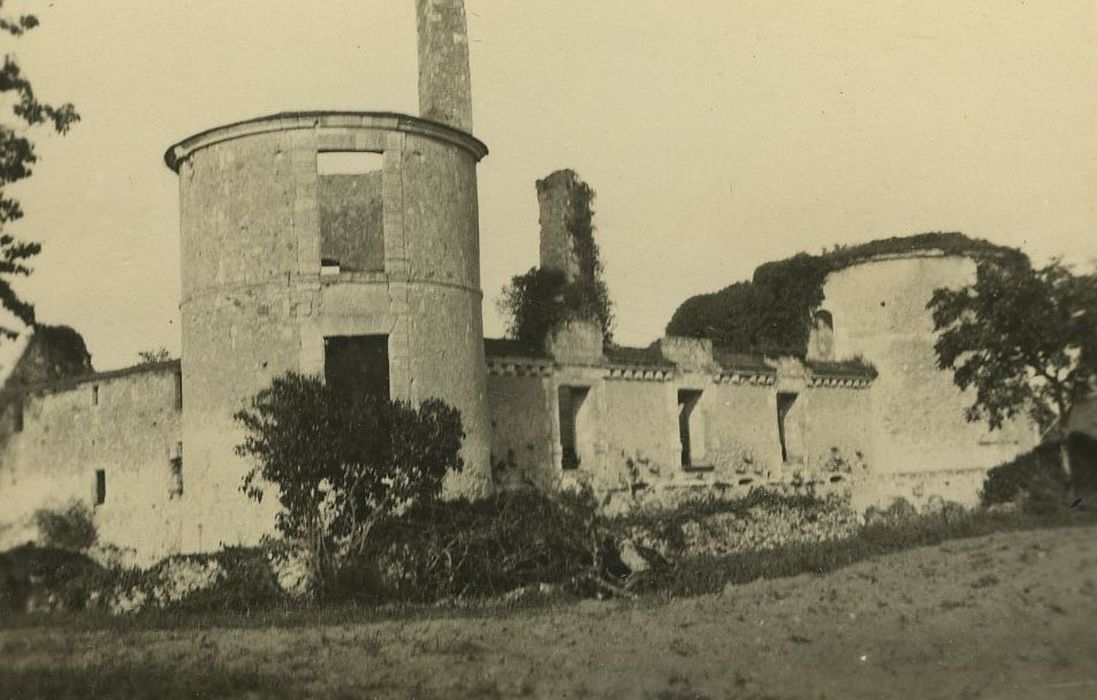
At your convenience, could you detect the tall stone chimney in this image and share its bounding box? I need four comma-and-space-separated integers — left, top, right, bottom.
416, 0, 474, 133
537, 169, 587, 283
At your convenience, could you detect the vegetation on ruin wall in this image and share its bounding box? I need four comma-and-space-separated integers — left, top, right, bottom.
499, 179, 614, 348
666, 232, 1026, 356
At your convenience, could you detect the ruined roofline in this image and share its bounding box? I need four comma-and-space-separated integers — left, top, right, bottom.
814, 231, 1026, 276
164, 111, 489, 172
826, 247, 1018, 272
485, 338, 876, 382
16, 359, 180, 398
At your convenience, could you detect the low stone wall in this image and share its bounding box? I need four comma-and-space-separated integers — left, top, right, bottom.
615, 489, 859, 563
852, 467, 988, 513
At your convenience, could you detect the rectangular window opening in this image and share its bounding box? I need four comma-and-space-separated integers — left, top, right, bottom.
173, 368, 183, 411
94, 469, 106, 506
777, 392, 801, 464
169, 442, 183, 499
91, 384, 99, 406
12, 397, 24, 433
558, 386, 591, 471
318, 151, 385, 273
678, 389, 706, 469
324, 335, 390, 404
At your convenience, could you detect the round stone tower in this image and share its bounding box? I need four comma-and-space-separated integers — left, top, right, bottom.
163, 1, 491, 551
820, 250, 1035, 507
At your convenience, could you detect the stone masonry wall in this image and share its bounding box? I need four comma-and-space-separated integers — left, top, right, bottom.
486, 362, 875, 511
319, 171, 385, 272
822, 252, 1034, 509
0, 363, 183, 561
487, 372, 557, 491
822, 253, 1034, 484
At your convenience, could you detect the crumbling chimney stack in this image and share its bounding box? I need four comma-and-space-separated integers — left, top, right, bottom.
416, 0, 474, 133
537, 169, 588, 283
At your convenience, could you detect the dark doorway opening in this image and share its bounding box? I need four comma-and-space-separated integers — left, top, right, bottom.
678, 389, 704, 468
324, 335, 390, 403
777, 392, 799, 463
558, 386, 590, 470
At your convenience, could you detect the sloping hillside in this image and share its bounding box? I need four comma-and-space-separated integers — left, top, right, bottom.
2, 522, 1095, 699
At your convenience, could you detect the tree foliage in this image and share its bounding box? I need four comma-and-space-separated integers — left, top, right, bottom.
929, 258, 1097, 481
498, 267, 613, 350
233, 373, 465, 594
667, 232, 1023, 356
0, 3, 79, 340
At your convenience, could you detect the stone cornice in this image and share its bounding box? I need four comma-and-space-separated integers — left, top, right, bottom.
605, 365, 674, 382
806, 375, 874, 390
165, 111, 489, 172
713, 370, 777, 386
485, 358, 553, 378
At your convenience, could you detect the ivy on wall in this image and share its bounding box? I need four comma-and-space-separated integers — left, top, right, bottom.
498, 177, 614, 349
666, 232, 1026, 357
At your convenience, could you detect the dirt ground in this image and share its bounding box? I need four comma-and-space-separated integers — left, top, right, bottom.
2, 523, 1096, 699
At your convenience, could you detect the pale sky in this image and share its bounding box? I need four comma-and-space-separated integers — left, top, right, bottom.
4, 0, 1096, 370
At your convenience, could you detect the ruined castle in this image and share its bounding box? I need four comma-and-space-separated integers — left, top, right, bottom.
0, 0, 1035, 561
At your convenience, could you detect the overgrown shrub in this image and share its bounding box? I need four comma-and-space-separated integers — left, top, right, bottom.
344, 488, 851, 604
982, 432, 1097, 512
40, 546, 287, 615
234, 372, 465, 597
147, 548, 285, 613
348, 489, 617, 603
0, 545, 102, 612
32, 500, 97, 551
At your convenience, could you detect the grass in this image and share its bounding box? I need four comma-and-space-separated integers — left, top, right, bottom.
0, 663, 292, 700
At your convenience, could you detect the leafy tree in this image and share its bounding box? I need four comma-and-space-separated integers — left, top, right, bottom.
929, 258, 1097, 485
234, 373, 465, 594
136, 347, 171, 365
0, 3, 80, 340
